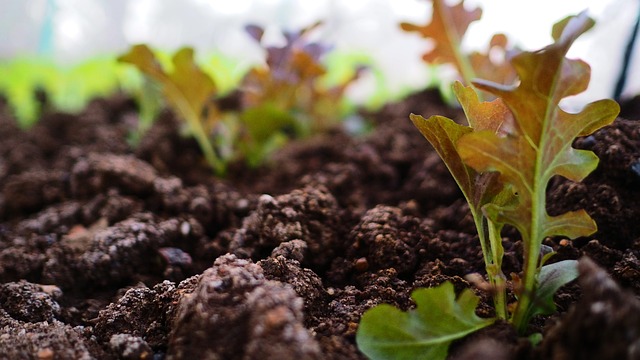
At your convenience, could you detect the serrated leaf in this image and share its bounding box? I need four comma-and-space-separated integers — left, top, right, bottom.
410, 82, 513, 319
400, 0, 516, 87
458, 12, 618, 240
356, 282, 494, 360
410, 82, 510, 212
400, 0, 481, 69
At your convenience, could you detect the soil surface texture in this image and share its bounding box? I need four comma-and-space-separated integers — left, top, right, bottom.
0, 90, 639, 359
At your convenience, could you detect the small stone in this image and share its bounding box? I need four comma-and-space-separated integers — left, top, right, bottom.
354, 257, 369, 272
180, 221, 190, 236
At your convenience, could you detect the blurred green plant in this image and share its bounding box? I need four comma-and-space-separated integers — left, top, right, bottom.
119, 22, 366, 172
0, 57, 122, 127
237, 22, 365, 165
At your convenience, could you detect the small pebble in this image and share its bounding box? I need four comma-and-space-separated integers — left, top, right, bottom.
354, 257, 369, 272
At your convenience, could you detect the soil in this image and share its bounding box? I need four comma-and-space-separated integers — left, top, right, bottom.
0, 89, 639, 359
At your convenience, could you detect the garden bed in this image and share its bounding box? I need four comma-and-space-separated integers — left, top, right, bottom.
0, 87, 639, 359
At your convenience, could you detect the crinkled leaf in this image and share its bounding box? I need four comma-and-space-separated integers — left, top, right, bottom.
356, 282, 494, 360
458, 12, 619, 241
526, 260, 579, 318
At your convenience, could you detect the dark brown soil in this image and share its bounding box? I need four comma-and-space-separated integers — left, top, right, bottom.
0, 89, 639, 359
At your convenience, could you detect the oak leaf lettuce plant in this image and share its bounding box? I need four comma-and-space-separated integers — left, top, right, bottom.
357, 12, 620, 360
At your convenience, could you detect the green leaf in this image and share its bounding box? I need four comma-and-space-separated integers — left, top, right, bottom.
118, 45, 225, 174
410, 82, 513, 320
527, 259, 579, 318
356, 282, 494, 360
409, 82, 512, 216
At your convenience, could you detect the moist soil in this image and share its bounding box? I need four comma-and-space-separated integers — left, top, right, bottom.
0, 89, 639, 359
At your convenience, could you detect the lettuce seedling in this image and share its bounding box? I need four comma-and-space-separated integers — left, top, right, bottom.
401, 0, 517, 96
357, 12, 620, 359
458, 12, 619, 332
118, 45, 226, 175
239, 22, 363, 164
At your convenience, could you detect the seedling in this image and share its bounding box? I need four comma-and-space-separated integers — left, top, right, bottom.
358, 12, 619, 359
118, 45, 227, 175
239, 22, 363, 165
119, 24, 363, 170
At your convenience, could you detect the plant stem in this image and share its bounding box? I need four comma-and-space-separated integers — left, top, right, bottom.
511, 189, 545, 333
175, 96, 226, 176
487, 220, 507, 320
472, 209, 507, 320
191, 119, 226, 176
510, 241, 538, 334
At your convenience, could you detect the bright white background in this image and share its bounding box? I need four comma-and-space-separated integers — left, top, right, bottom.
1, 0, 638, 107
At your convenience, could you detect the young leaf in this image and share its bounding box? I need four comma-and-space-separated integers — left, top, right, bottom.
238, 23, 362, 164
118, 45, 225, 174
468, 34, 518, 86
410, 81, 513, 319
400, 0, 481, 84
241, 22, 358, 136
410, 82, 512, 213
400, 0, 516, 88
356, 282, 494, 360
456, 12, 620, 331
527, 259, 579, 319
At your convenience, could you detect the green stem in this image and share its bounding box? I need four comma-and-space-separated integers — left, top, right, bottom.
191, 118, 226, 176
487, 220, 507, 320
511, 194, 545, 333
510, 244, 537, 333
177, 101, 226, 176
471, 209, 492, 276
453, 46, 480, 100
471, 209, 507, 320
